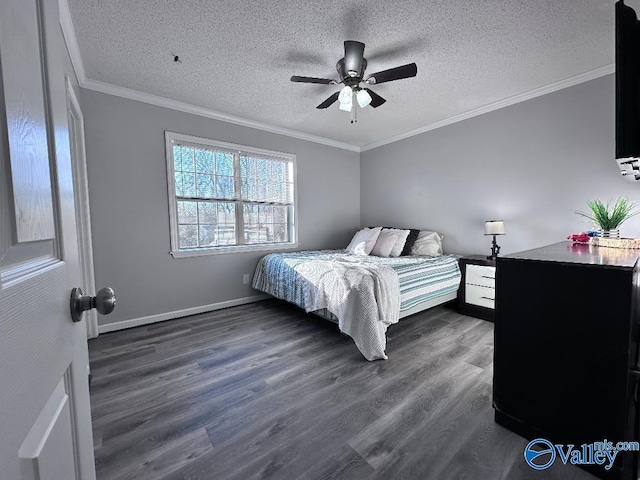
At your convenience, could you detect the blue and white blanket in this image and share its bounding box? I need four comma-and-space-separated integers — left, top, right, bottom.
253, 250, 461, 360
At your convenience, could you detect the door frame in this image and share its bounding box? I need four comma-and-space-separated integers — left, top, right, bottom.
66, 77, 98, 338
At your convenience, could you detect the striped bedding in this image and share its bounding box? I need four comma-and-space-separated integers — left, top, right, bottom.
395, 254, 461, 311
252, 250, 461, 360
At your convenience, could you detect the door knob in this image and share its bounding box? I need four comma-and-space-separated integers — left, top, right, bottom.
70, 287, 116, 323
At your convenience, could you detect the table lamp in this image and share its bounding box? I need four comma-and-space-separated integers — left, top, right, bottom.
485, 220, 505, 260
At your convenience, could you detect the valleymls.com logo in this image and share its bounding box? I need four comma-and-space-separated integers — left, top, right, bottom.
524, 438, 640, 471
524, 439, 556, 470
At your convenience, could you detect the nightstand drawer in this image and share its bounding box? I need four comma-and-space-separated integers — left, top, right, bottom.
465, 284, 495, 309
466, 264, 496, 288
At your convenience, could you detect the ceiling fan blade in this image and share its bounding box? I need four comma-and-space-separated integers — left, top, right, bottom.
316, 92, 340, 109
344, 40, 365, 76
366, 63, 417, 84
364, 88, 386, 108
291, 76, 337, 85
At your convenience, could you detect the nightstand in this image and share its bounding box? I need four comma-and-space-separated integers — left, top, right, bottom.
458, 255, 496, 321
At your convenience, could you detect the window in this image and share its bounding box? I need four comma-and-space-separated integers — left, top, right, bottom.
165, 132, 297, 257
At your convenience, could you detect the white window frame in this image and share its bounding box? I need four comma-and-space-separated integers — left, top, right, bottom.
165, 131, 298, 258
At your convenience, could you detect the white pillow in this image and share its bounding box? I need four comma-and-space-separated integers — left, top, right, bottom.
371, 229, 404, 257
346, 227, 382, 255
411, 231, 444, 256
386, 228, 411, 257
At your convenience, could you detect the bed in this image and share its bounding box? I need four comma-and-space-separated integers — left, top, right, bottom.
252, 249, 461, 361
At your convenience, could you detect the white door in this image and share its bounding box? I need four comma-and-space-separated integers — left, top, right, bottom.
0, 0, 101, 478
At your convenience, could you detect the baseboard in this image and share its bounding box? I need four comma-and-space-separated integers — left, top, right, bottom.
97, 294, 271, 334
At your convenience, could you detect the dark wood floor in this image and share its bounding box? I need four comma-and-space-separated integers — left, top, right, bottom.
88, 299, 597, 480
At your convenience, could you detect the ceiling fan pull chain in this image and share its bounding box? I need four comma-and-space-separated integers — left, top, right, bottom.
351, 92, 357, 123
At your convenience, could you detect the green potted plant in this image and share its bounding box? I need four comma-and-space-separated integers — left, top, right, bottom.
575, 197, 640, 237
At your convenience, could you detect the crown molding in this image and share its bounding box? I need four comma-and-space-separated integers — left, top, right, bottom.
79, 63, 614, 154
81, 79, 360, 152
58, 0, 86, 84
360, 64, 615, 152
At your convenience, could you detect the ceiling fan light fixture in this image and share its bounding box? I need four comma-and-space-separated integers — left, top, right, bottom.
291, 40, 416, 119
338, 85, 353, 104
356, 89, 372, 108
339, 100, 353, 112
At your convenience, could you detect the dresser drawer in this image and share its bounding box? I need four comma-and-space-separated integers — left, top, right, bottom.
465, 284, 495, 309
466, 264, 495, 288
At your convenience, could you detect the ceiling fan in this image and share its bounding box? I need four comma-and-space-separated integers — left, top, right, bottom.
291, 40, 417, 122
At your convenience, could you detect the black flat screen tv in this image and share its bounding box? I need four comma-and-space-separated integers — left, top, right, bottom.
616, 1, 640, 163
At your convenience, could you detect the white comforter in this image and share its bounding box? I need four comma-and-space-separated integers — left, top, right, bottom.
258, 255, 400, 360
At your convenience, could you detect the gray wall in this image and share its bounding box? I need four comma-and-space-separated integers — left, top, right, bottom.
361, 74, 640, 256
80, 89, 360, 326
84, 72, 640, 327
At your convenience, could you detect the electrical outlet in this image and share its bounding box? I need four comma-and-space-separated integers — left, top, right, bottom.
243, 274, 250, 284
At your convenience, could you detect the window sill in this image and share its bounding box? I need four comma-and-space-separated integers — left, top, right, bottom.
170, 242, 300, 258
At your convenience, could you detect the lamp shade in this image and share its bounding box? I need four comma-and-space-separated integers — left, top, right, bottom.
356, 89, 372, 108
338, 86, 353, 111
338, 86, 352, 104
338, 101, 352, 112
485, 220, 505, 235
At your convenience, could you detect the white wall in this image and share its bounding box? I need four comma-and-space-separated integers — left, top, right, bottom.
80, 89, 360, 327
360, 74, 640, 256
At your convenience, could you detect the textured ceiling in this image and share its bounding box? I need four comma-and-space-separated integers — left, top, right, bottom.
67, 0, 639, 149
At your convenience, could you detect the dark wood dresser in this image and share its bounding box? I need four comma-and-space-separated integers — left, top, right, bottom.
494, 241, 640, 479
